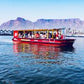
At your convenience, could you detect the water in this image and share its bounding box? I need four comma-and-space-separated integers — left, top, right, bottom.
0, 36, 84, 84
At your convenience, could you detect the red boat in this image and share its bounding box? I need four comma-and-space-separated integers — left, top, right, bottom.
12, 28, 75, 47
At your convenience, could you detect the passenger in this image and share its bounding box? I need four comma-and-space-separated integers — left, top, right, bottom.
28, 32, 31, 38
40, 32, 44, 39
25, 32, 28, 38
48, 33, 52, 39
60, 34, 64, 39
32, 34, 34, 38
35, 32, 40, 38
43, 33, 46, 39
18, 33, 22, 38
22, 33, 25, 38
58, 32, 64, 39
53, 33, 56, 39
56, 32, 59, 39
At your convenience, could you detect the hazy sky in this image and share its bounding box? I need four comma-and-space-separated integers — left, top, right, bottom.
0, 0, 84, 24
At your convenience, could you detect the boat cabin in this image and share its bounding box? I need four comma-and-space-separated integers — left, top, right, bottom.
13, 28, 65, 39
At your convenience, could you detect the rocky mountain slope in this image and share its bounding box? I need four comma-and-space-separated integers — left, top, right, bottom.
0, 17, 84, 30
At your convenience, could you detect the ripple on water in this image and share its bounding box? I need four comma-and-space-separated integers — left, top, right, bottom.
0, 36, 84, 84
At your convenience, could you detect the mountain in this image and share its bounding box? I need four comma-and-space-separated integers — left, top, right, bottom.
0, 17, 33, 30
0, 17, 84, 30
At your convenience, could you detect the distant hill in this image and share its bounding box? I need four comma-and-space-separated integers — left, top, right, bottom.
0, 17, 84, 30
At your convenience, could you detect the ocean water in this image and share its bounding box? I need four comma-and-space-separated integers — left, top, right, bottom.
0, 36, 84, 84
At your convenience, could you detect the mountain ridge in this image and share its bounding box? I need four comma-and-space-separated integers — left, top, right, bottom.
0, 17, 84, 30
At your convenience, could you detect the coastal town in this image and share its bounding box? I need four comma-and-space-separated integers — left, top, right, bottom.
0, 28, 84, 37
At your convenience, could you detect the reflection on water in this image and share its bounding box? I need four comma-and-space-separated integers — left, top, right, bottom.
13, 42, 74, 59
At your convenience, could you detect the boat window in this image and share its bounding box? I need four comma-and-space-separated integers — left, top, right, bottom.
18, 31, 23, 38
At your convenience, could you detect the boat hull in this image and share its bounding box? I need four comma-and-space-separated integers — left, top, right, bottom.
12, 38, 75, 47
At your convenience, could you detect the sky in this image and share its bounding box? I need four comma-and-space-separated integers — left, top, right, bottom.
0, 0, 84, 24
